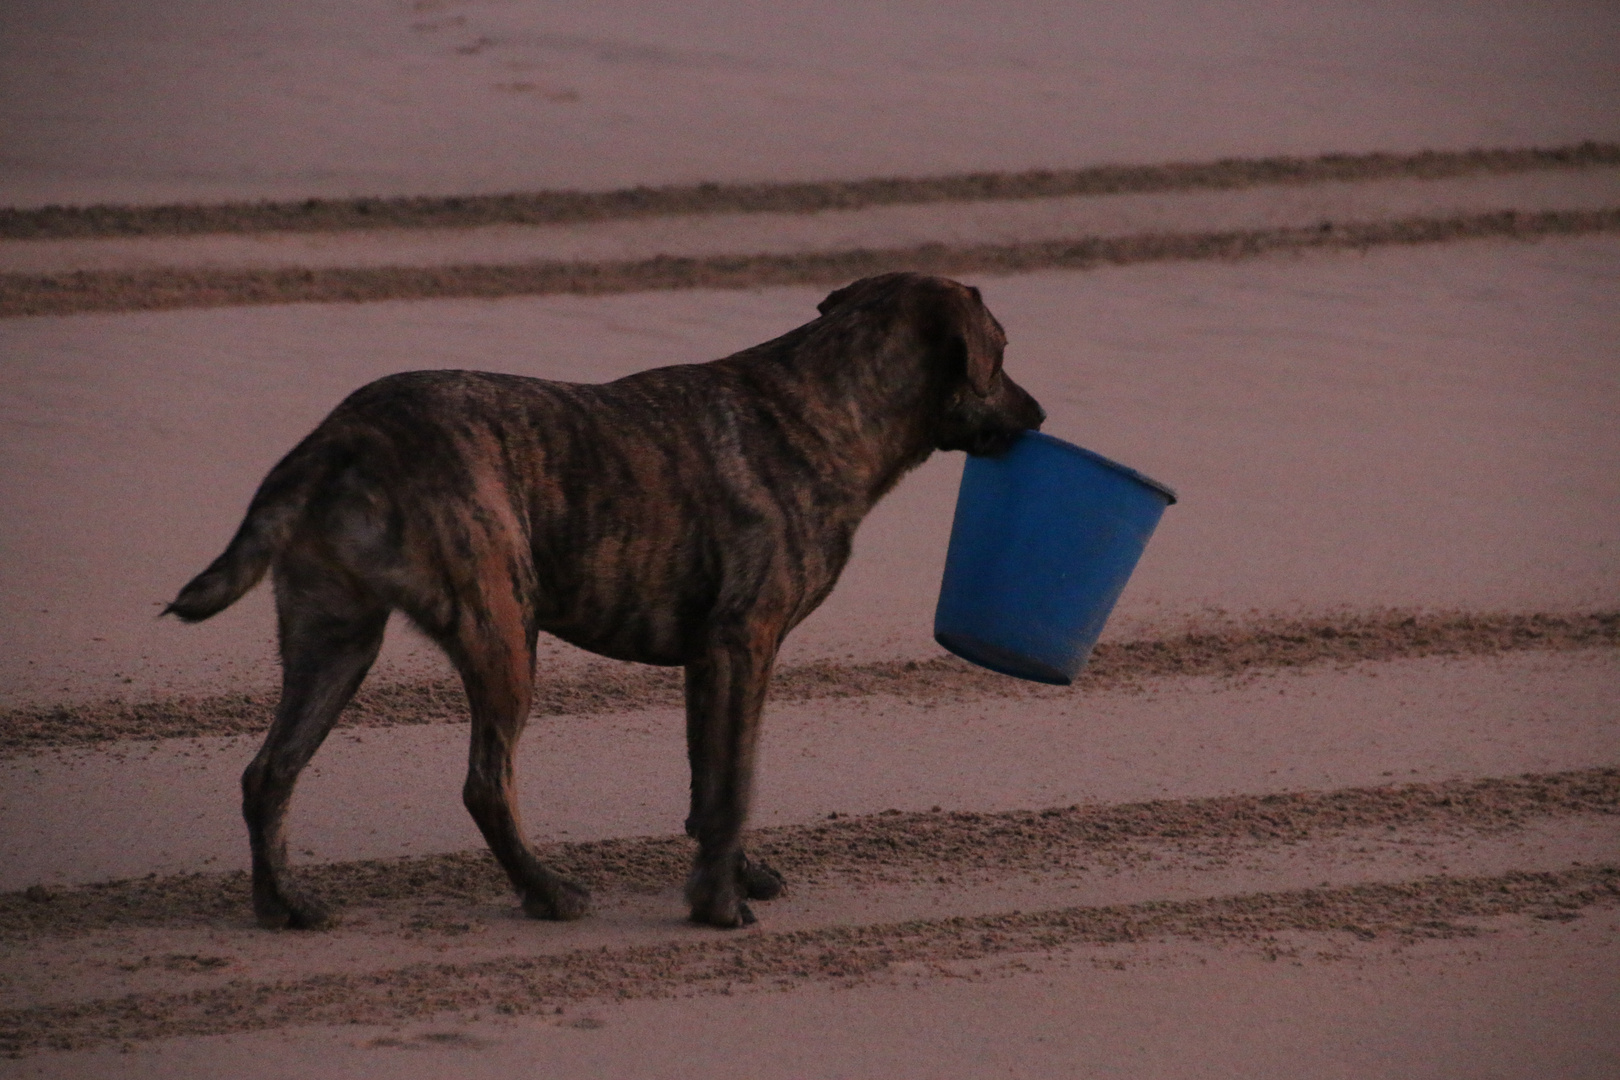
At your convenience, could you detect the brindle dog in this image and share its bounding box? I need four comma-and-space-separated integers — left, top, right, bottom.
166, 272, 1045, 929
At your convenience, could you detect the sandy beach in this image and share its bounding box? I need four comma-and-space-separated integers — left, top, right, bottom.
2, 2, 1618, 1076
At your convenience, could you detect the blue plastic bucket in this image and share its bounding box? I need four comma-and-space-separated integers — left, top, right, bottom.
934, 432, 1177, 685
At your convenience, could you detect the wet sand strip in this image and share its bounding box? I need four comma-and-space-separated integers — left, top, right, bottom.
4, 767, 1613, 939
4, 143, 1615, 241
5, 610, 1613, 756
2, 864, 1613, 1055
5, 207, 1618, 318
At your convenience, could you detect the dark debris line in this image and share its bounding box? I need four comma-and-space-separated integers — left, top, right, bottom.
3, 142, 1616, 239
1, 865, 1615, 1055
3, 767, 1615, 938
4, 208, 1619, 318
3, 610, 1614, 755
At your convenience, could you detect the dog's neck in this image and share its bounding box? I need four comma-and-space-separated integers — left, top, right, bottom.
729, 322, 941, 515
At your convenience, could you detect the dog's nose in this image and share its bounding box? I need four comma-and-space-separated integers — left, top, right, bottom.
1023, 397, 1047, 430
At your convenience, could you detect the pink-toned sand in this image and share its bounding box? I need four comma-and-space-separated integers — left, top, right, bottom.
5, 650, 1618, 891
21, 920, 1620, 1080
2, 0, 1618, 207
3, 3, 1619, 1077
6, 237, 1617, 1076
5, 169, 1618, 275
3, 235, 1617, 705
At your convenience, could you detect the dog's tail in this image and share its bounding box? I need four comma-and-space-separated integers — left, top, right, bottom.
163, 435, 328, 623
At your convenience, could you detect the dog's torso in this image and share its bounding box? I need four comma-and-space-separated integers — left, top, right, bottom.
295, 337, 915, 666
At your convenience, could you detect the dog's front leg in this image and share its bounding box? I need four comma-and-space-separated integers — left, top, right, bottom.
683, 628, 781, 927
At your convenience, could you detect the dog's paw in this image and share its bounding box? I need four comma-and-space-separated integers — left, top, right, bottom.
254, 890, 337, 931
689, 896, 755, 929
685, 863, 753, 928
742, 858, 786, 901
521, 878, 592, 921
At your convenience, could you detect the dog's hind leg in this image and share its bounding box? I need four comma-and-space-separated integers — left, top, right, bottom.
244, 565, 388, 929
683, 624, 782, 928
451, 596, 591, 922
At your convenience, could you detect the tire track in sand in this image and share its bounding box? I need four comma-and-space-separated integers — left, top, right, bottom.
5, 767, 1614, 939
5, 610, 1613, 756
5, 143, 1614, 239
3, 864, 1615, 1055
5, 208, 1617, 317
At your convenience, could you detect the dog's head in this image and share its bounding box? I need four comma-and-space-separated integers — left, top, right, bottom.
818, 273, 1045, 456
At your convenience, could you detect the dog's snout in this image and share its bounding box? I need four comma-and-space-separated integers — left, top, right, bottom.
1002, 375, 1045, 433
942, 373, 1047, 457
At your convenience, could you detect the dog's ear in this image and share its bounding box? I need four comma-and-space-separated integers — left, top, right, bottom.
818, 273, 910, 316
817, 280, 865, 316
933, 283, 1005, 397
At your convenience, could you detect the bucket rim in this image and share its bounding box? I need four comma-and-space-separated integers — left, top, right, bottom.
1011, 431, 1179, 505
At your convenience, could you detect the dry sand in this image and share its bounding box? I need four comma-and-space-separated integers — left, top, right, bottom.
5, 647, 1617, 890
9, 923, 1616, 1079
3, 2, 1619, 1076
5, 232, 1617, 705
6, 921, 1618, 1080
3, 1, 1618, 207
3, 773, 1618, 1066
6, 230, 1619, 1077
3, 233, 1620, 705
